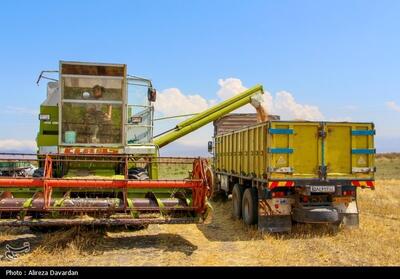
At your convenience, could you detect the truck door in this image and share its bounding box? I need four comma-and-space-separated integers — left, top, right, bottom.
268, 122, 320, 180
325, 123, 375, 180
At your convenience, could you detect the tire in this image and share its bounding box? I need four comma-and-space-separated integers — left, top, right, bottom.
242, 187, 258, 225
232, 184, 244, 220
128, 167, 149, 180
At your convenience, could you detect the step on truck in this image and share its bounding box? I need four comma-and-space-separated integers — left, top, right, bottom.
211, 120, 375, 232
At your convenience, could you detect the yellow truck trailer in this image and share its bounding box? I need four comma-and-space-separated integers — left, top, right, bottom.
211, 120, 375, 232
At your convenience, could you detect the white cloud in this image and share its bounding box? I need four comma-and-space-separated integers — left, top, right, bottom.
274, 91, 324, 120
154, 88, 211, 116
387, 101, 400, 112
214, 78, 323, 120
214, 78, 273, 114
0, 139, 36, 152
155, 77, 325, 124
156, 78, 325, 121
216, 78, 247, 100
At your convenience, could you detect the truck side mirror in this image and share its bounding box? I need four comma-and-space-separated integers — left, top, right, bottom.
148, 87, 157, 102
208, 141, 213, 154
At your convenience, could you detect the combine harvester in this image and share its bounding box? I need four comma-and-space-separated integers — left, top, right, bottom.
0, 61, 265, 228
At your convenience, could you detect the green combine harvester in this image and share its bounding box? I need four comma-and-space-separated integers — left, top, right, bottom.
0, 61, 265, 228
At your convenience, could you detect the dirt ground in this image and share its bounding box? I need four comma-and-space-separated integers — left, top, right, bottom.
0, 178, 399, 266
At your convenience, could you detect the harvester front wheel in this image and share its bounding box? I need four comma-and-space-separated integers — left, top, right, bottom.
232, 184, 244, 220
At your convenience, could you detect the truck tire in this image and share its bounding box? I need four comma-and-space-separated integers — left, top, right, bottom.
232, 184, 244, 220
242, 187, 258, 225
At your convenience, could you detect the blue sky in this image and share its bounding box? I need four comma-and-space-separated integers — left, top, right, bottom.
0, 0, 399, 154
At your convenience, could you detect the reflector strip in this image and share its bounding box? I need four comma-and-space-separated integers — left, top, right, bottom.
268, 181, 295, 189
351, 181, 375, 188
268, 148, 294, 154
351, 130, 375, 136
366, 181, 374, 187
269, 128, 294, 135
352, 149, 376, 154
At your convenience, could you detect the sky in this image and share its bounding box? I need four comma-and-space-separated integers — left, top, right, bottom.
0, 0, 399, 155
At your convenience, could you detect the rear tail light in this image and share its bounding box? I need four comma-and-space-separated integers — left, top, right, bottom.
343, 190, 355, 196
268, 181, 295, 190
302, 196, 309, 203
272, 191, 285, 198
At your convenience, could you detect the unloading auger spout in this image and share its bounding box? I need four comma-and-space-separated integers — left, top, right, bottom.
153, 85, 265, 148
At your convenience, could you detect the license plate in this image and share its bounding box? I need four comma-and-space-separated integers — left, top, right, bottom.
310, 185, 335, 193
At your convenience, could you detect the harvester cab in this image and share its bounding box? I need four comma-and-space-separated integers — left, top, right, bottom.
38, 61, 157, 156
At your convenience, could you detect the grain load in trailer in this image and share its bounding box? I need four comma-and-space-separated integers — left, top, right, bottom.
213, 113, 280, 137
212, 120, 375, 232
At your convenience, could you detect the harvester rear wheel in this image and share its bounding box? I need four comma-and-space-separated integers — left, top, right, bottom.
242, 187, 258, 225
232, 184, 244, 220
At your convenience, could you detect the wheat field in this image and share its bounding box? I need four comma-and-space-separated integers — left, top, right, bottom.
0, 156, 399, 266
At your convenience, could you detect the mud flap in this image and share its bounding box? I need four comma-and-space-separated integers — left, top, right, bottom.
292, 207, 339, 223
258, 215, 292, 233
341, 213, 359, 229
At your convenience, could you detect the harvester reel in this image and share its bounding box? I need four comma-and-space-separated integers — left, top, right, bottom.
192, 159, 214, 199
204, 165, 214, 199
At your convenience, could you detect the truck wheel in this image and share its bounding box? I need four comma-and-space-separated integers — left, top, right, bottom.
232, 184, 244, 219
242, 187, 258, 225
